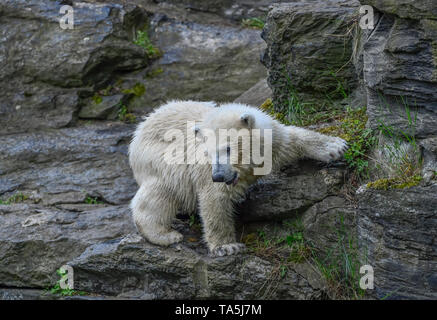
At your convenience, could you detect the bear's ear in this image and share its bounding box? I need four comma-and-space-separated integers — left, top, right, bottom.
240, 113, 255, 128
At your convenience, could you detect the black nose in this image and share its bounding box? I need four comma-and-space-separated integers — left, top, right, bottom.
212, 173, 224, 182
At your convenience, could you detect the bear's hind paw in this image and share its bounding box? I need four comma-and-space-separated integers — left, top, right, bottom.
145, 230, 183, 246
210, 243, 246, 257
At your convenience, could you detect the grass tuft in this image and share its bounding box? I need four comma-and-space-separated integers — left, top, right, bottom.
366, 96, 422, 187
244, 215, 367, 300
0, 193, 29, 205
242, 17, 265, 29
47, 268, 87, 297
318, 107, 375, 179
134, 30, 162, 59
118, 104, 137, 123
84, 196, 104, 205
122, 83, 145, 97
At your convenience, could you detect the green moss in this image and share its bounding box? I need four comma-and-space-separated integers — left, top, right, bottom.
318, 125, 350, 141
115, 78, 124, 87
366, 178, 390, 190
260, 98, 291, 125
84, 196, 103, 205
118, 104, 137, 123
99, 85, 113, 96
261, 99, 374, 178
367, 175, 422, 190
134, 30, 162, 59
146, 67, 164, 78
317, 107, 375, 178
92, 94, 102, 105
122, 83, 145, 97
241, 17, 265, 29
0, 193, 28, 205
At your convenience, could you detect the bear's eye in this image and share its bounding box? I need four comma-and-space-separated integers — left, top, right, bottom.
226, 146, 231, 155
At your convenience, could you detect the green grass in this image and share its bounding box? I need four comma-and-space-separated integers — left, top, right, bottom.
244, 215, 367, 300
84, 196, 103, 205
134, 30, 162, 59
263, 71, 349, 127
188, 213, 202, 232
118, 104, 137, 123
326, 70, 349, 100
146, 67, 164, 78
366, 175, 422, 190
244, 219, 311, 267
310, 215, 367, 300
241, 17, 265, 29
0, 193, 28, 205
47, 268, 87, 297
367, 95, 422, 188
317, 107, 376, 179
285, 85, 309, 126
122, 83, 145, 97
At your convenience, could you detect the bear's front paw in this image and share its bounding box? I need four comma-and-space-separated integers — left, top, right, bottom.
321, 136, 348, 162
210, 243, 246, 257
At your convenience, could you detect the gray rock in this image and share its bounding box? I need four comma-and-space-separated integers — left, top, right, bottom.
0, 289, 58, 300
360, 0, 437, 20
261, 0, 360, 112
420, 136, 437, 183
79, 95, 126, 120
126, 18, 267, 114
360, 13, 437, 138
234, 78, 272, 107
0, 0, 149, 134
357, 185, 437, 299
0, 200, 327, 299
302, 196, 356, 251
239, 160, 347, 222
0, 204, 136, 288
141, 0, 291, 23
0, 122, 137, 205
69, 233, 324, 299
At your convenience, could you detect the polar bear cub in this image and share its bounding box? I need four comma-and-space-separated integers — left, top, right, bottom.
129, 100, 347, 256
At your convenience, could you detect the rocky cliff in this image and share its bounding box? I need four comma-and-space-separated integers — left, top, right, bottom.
0, 0, 436, 300
262, 0, 437, 299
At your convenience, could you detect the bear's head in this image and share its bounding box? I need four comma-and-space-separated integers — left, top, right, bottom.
195, 103, 273, 185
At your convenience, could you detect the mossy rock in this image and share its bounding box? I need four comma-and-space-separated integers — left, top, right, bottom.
79, 94, 125, 120
122, 83, 145, 97
366, 175, 422, 190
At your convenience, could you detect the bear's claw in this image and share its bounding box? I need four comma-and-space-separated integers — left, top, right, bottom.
210, 243, 246, 257
324, 137, 348, 162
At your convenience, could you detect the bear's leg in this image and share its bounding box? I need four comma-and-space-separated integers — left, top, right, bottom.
197, 190, 246, 257
290, 126, 348, 162
131, 183, 183, 246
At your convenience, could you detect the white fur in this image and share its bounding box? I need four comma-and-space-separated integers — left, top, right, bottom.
129, 100, 347, 256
